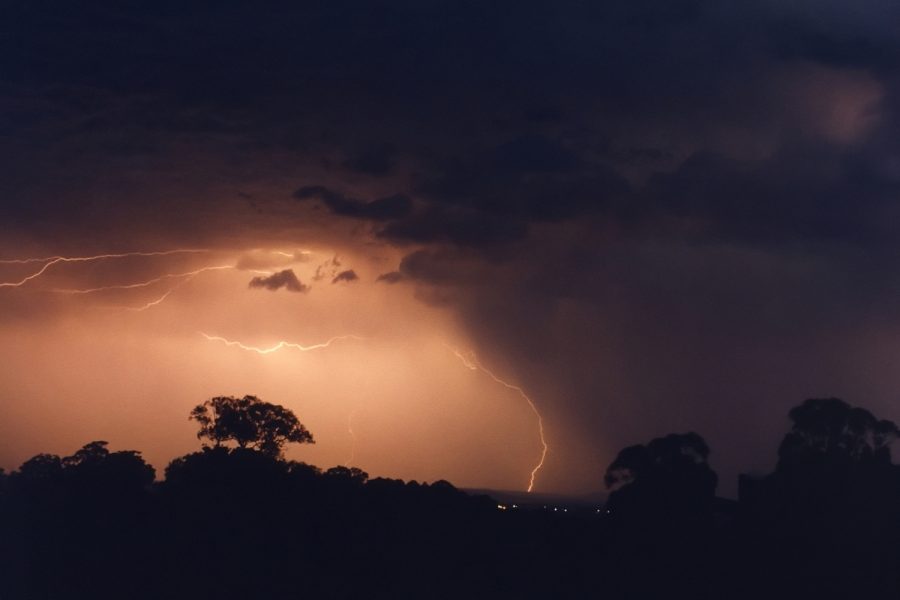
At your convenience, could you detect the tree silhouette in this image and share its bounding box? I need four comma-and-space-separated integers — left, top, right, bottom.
776, 398, 899, 472
324, 465, 369, 485
743, 399, 900, 599
762, 398, 900, 531
63, 441, 155, 492
16, 453, 64, 482
189, 395, 314, 458
604, 432, 718, 521
11, 441, 155, 496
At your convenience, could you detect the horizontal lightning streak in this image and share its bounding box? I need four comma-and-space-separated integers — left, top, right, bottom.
200, 332, 364, 354
447, 345, 549, 493
0, 249, 209, 288
53, 265, 234, 295
0, 256, 63, 265
122, 290, 177, 312
95, 275, 199, 313
201, 330, 365, 467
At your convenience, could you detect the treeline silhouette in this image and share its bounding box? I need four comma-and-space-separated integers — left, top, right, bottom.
2, 395, 900, 599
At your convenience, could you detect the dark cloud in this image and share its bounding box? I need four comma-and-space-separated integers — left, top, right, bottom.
415, 141, 631, 222
492, 135, 581, 173
764, 0, 900, 71
397, 251, 484, 286
638, 145, 900, 246
331, 270, 359, 284
342, 144, 396, 176
379, 206, 529, 248
312, 255, 345, 282
6, 0, 900, 494
294, 186, 412, 221
376, 271, 404, 284
248, 269, 309, 293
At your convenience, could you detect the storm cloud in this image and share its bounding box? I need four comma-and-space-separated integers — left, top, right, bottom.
294, 186, 413, 221
4, 0, 900, 495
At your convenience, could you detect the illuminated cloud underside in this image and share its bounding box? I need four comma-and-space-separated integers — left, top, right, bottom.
2, 247, 550, 492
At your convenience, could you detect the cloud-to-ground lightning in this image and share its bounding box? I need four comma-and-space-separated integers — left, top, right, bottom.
344, 408, 359, 467
200, 332, 364, 354
0, 249, 209, 288
446, 345, 549, 493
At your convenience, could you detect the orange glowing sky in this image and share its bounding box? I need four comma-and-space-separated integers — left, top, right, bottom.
0, 244, 564, 492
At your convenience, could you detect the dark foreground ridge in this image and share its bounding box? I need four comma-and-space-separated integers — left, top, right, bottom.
3, 396, 900, 599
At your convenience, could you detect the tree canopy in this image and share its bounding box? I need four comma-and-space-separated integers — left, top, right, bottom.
777, 398, 899, 472
11, 441, 154, 496
189, 395, 314, 458
604, 432, 718, 520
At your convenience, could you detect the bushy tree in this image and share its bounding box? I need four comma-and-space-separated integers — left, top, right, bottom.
604, 432, 718, 520
764, 398, 900, 532
324, 466, 369, 484
189, 395, 314, 458
63, 441, 155, 491
777, 398, 899, 472
16, 453, 64, 482
12, 442, 154, 494
748, 398, 900, 595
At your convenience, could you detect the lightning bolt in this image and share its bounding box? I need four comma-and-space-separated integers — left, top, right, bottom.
200, 330, 366, 467
344, 408, 359, 467
0, 256, 65, 264
446, 345, 549, 493
0, 249, 209, 288
200, 332, 364, 354
52, 265, 234, 295
119, 277, 195, 312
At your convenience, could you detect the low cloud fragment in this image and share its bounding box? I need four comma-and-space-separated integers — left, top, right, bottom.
332, 270, 359, 284
376, 271, 404, 284
248, 269, 309, 292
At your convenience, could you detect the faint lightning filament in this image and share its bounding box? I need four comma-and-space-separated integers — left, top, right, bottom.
0, 256, 63, 264
0, 249, 209, 288
200, 332, 364, 354
447, 345, 549, 493
344, 408, 359, 467
119, 276, 196, 312
53, 265, 233, 295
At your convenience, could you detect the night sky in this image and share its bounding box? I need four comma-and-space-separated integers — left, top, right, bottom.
2, 1, 900, 496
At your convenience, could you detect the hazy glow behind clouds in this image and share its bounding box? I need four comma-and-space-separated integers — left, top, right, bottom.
0, 246, 553, 491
